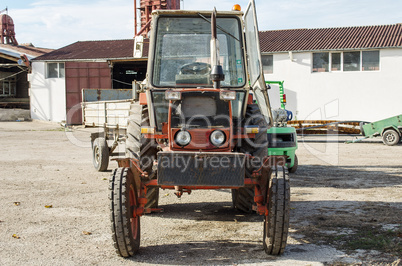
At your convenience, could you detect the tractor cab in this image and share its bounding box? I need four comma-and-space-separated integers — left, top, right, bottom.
144, 3, 273, 144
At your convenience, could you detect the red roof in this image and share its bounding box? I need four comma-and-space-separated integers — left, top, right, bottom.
259, 23, 402, 53
34, 39, 149, 61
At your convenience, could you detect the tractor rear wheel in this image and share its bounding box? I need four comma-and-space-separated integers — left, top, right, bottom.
382, 129, 400, 146
126, 103, 159, 209
231, 187, 255, 213
109, 167, 140, 257
232, 104, 268, 213
145, 187, 159, 209
92, 137, 109, 171
263, 165, 290, 255
288, 154, 298, 173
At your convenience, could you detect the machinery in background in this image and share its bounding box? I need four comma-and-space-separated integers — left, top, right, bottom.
347, 114, 402, 146
266, 81, 298, 173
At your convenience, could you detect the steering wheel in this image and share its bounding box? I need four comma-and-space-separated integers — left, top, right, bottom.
180, 62, 211, 75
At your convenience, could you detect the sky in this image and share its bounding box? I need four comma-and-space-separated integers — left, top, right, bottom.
1, 0, 402, 49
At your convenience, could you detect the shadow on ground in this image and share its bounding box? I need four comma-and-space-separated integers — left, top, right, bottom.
292, 164, 402, 188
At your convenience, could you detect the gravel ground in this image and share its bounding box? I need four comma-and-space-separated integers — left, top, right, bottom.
0, 121, 400, 265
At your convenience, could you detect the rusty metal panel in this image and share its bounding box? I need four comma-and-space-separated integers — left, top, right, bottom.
100, 77, 111, 88
82, 89, 132, 102
65, 61, 112, 125
157, 151, 245, 187
89, 77, 100, 88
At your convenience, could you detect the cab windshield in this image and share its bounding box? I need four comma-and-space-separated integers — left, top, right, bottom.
152, 16, 245, 88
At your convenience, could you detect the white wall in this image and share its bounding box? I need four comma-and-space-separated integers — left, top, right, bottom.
265, 48, 402, 122
29, 62, 66, 122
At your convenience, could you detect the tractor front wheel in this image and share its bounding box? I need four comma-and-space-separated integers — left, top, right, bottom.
109, 168, 140, 257
263, 166, 290, 255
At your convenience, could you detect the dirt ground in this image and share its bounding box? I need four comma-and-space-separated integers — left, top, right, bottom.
0, 120, 400, 265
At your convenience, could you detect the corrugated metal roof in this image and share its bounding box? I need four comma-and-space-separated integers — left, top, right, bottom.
0, 44, 52, 58
34, 39, 149, 61
259, 23, 402, 53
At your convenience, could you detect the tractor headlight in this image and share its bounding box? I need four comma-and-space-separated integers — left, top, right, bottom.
210, 130, 226, 146
175, 130, 191, 146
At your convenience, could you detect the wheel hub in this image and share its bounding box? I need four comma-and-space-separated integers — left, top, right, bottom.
94, 146, 100, 163
386, 134, 395, 142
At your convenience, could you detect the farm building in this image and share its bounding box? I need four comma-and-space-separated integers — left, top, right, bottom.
261, 23, 402, 122
29, 23, 402, 124
29, 39, 148, 124
0, 13, 52, 110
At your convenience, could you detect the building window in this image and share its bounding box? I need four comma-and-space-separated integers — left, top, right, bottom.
343, 52, 360, 71
312, 52, 329, 72
331, 53, 341, 71
0, 76, 16, 97
262, 55, 273, 74
311, 50, 379, 72
46, 62, 65, 78
362, 51, 379, 71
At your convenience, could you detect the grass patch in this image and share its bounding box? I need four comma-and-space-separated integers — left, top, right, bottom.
295, 214, 401, 258
342, 226, 401, 256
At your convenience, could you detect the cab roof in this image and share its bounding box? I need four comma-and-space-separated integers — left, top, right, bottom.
151, 10, 244, 17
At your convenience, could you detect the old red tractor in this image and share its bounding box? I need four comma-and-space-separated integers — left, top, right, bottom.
109, 0, 290, 257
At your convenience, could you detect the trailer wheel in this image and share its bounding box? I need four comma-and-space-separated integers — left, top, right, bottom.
263, 165, 290, 255
382, 129, 400, 146
232, 104, 268, 213
109, 168, 140, 257
288, 155, 298, 173
231, 187, 255, 213
92, 137, 109, 171
126, 104, 159, 209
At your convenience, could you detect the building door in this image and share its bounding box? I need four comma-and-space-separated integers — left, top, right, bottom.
65, 62, 112, 125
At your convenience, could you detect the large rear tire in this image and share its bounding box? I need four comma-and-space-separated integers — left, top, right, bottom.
109, 168, 140, 257
126, 103, 159, 209
263, 166, 290, 255
231, 187, 255, 213
145, 187, 159, 209
232, 104, 268, 213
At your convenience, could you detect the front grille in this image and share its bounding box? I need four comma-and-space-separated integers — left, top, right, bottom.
157, 151, 245, 186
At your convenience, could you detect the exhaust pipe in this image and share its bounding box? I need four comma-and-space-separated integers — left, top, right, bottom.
210, 8, 225, 89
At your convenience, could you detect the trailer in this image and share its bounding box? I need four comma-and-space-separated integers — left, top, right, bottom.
82, 99, 133, 171
346, 114, 402, 146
